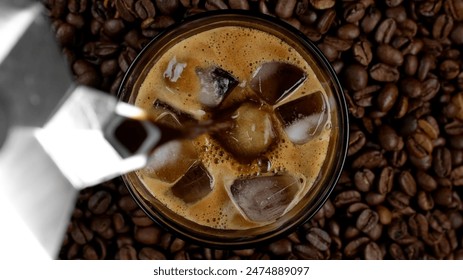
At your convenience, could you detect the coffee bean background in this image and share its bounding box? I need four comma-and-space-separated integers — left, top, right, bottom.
42, 0, 463, 260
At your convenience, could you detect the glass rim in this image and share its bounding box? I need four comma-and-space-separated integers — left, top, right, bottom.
117, 10, 349, 249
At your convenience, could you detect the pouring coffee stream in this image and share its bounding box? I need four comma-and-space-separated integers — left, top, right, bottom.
106, 110, 234, 160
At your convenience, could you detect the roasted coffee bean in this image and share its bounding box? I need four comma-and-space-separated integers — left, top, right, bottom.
445, 121, 463, 136
317, 9, 336, 34
375, 19, 397, 44
352, 150, 386, 169
333, 190, 361, 208
115, 0, 137, 22
387, 218, 408, 242
418, 118, 439, 140
90, 215, 112, 234
337, 23, 360, 40
352, 40, 373, 67
389, 243, 405, 259
377, 167, 394, 194
55, 22, 76, 47
268, 238, 292, 256
44, 0, 67, 18
376, 83, 398, 112
103, 19, 125, 39
404, 55, 418, 76
66, 13, 85, 29
116, 245, 137, 260
416, 171, 437, 192
118, 47, 138, 72
317, 43, 338, 62
354, 169, 375, 192
274, 0, 297, 19
344, 237, 369, 258
385, 5, 405, 22
356, 209, 379, 233
393, 96, 409, 119
440, 60, 460, 80
400, 77, 422, 98
343, 64, 368, 92
450, 23, 463, 45
365, 192, 386, 206
71, 221, 94, 245
387, 191, 410, 210
364, 242, 382, 260
378, 125, 400, 151
353, 85, 379, 107
138, 247, 166, 260
155, 0, 181, 15
398, 171, 417, 197
408, 213, 429, 237
322, 199, 336, 218
370, 63, 400, 82
417, 190, 434, 211
433, 147, 452, 177
390, 150, 407, 168
170, 238, 186, 253
345, 225, 361, 240
444, 0, 463, 21
134, 225, 162, 245
347, 130, 366, 156
418, 0, 442, 17
83, 237, 106, 260
347, 202, 369, 217
72, 59, 101, 87
376, 44, 403, 67
434, 187, 453, 207
417, 54, 435, 81
118, 195, 138, 212
324, 36, 352, 52
343, 3, 365, 23
113, 212, 130, 233
433, 236, 451, 259
376, 205, 392, 225
88, 190, 112, 215
310, 0, 335, 10
205, 0, 228, 10
100, 59, 119, 77
294, 244, 324, 260
433, 14, 454, 40
406, 133, 433, 159
131, 209, 154, 226
135, 0, 156, 20
306, 228, 331, 251
361, 6, 381, 33
429, 210, 452, 233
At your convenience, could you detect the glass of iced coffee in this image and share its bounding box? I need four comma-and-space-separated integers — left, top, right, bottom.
118, 11, 348, 248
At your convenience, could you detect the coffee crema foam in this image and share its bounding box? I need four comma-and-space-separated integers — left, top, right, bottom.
134, 26, 332, 230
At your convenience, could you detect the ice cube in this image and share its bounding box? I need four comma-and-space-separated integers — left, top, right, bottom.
196, 66, 239, 108
229, 174, 301, 223
163, 56, 187, 83
152, 99, 196, 129
250, 62, 307, 105
275, 91, 329, 144
213, 102, 277, 160
141, 140, 198, 183
171, 163, 213, 203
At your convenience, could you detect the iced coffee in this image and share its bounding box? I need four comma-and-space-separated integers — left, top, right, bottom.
119, 12, 347, 245
134, 25, 331, 229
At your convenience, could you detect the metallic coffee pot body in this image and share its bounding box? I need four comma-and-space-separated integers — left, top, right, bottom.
0, 0, 161, 259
